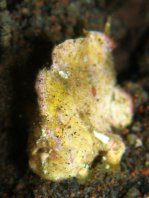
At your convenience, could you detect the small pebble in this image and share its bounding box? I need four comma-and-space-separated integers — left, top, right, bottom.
135, 138, 143, 148
124, 187, 140, 198
127, 134, 138, 146
20, 8, 29, 16
132, 121, 141, 133
105, 164, 110, 169
127, 134, 143, 147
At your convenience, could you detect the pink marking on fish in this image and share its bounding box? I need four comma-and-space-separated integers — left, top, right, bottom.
103, 35, 117, 49
49, 151, 59, 160
91, 86, 97, 97
53, 136, 61, 150
108, 140, 116, 150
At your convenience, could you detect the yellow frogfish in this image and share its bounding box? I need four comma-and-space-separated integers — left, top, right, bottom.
28, 31, 133, 181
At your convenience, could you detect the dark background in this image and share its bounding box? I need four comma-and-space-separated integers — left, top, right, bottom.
0, 0, 149, 197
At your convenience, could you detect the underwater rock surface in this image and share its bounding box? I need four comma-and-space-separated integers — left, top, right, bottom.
28, 31, 133, 181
